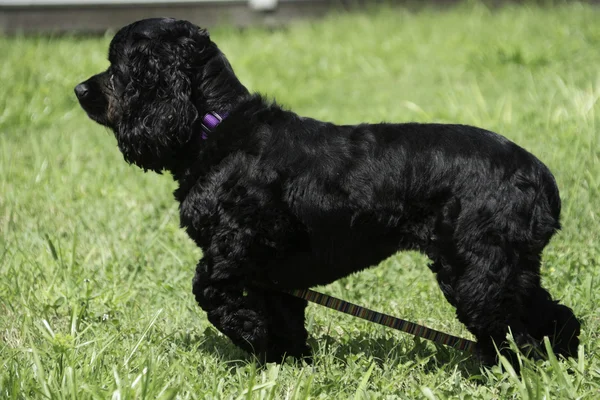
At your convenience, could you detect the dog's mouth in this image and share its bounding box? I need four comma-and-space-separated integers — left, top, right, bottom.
74, 78, 115, 128
78, 100, 110, 126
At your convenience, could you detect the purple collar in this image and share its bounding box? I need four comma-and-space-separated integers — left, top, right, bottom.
200, 111, 228, 140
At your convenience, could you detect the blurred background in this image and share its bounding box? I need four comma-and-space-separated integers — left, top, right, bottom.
2, 0, 493, 34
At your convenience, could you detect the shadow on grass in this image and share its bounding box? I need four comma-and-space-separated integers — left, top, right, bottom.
172, 325, 482, 377
166, 326, 252, 368
311, 332, 482, 377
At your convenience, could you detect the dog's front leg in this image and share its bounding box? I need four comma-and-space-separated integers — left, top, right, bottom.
260, 290, 311, 361
192, 256, 270, 359
192, 256, 312, 362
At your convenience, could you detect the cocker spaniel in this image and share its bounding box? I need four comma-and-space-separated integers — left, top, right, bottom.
75, 18, 580, 365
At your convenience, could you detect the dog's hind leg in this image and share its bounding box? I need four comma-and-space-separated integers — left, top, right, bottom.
434, 238, 543, 366
524, 285, 580, 359
430, 194, 579, 365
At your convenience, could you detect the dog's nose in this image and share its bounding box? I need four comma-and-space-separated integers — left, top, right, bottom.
74, 83, 89, 99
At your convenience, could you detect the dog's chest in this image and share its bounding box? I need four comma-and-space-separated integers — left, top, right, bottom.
176, 166, 303, 256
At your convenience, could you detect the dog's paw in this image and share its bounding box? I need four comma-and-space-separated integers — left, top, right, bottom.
229, 309, 269, 351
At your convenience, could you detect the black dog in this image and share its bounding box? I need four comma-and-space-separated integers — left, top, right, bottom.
75, 18, 580, 365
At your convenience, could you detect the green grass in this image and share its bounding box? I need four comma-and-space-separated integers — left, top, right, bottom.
1, 1, 599, 398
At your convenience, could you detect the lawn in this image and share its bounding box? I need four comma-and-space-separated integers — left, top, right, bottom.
1, 1, 599, 398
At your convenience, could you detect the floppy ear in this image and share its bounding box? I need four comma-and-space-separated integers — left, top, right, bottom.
116, 24, 211, 172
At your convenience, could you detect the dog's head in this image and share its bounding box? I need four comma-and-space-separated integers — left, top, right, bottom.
75, 18, 232, 173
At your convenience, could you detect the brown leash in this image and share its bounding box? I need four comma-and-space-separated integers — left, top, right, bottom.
287, 288, 476, 353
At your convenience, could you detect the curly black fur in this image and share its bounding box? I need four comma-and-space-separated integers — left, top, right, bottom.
75, 18, 580, 365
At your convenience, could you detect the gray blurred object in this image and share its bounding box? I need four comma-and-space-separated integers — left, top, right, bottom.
248, 0, 277, 11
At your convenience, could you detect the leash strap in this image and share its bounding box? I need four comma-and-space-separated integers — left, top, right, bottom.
286, 288, 475, 353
